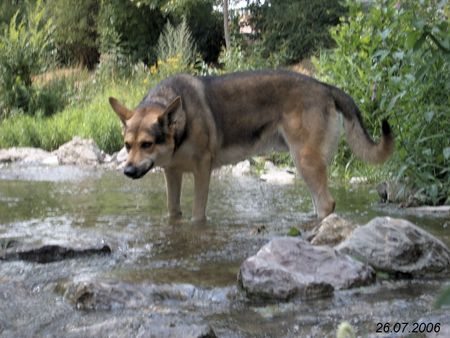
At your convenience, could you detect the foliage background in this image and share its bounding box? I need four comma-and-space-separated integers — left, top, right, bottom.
315, 0, 449, 205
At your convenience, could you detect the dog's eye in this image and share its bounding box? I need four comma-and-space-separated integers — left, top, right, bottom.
125, 143, 131, 151
141, 141, 153, 149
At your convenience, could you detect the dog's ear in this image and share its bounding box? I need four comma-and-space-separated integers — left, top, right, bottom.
109, 97, 134, 125
158, 96, 186, 133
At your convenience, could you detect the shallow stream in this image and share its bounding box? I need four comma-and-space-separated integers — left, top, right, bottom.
0, 165, 448, 337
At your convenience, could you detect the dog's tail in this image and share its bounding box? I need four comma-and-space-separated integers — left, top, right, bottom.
328, 84, 394, 164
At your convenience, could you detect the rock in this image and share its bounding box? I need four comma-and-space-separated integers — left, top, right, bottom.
65, 315, 216, 338
402, 205, 450, 217
337, 217, 450, 276
260, 161, 295, 184
0, 238, 111, 263
376, 181, 426, 206
61, 280, 232, 311
231, 160, 251, 176
41, 154, 59, 166
116, 146, 128, 163
349, 176, 368, 185
0, 147, 57, 165
310, 214, 357, 246
53, 137, 104, 166
238, 237, 375, 301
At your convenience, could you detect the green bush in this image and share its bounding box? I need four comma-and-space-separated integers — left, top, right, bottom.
0, 0, 55, 118
218, 38, 286, 74
315, 0, 450, 204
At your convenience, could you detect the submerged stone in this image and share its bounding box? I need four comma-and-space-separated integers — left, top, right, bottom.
0, 239, 111, 263
65, 315, 217, 338
59, 280, 221, 337
337, 217, 450, 276
238, 237, 375, 301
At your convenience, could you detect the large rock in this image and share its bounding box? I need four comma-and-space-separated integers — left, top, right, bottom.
337, 217, 450, 276
53, 137, 104, 166
310, 213, 357, 246
238, 237, 375, 301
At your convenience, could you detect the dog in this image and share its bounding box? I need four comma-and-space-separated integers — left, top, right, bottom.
109, 70, 394, 222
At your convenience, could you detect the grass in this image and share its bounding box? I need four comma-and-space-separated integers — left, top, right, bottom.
0, 68, 159, 154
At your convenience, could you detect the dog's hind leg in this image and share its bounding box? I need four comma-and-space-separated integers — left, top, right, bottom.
164, 168, 183, 220
291, 145, 335, 219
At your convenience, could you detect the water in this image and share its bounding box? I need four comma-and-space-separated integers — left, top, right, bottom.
0, 165, 448, 337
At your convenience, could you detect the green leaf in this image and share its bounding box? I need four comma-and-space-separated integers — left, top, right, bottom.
413, 34, 427, 51
405, 31, 421, 48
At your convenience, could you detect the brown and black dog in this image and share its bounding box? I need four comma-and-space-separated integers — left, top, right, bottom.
110, 70, 394, 222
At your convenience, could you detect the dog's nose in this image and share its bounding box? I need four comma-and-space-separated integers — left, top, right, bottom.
124, 165, 138, 178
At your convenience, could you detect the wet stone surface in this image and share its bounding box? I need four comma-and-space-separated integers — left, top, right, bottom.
1, 242, 111, 263
337, 217, 450, 276
238, 237, 375, 301
0, 163, 449, 337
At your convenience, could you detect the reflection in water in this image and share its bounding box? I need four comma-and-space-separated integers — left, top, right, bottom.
0, 165, 448, 336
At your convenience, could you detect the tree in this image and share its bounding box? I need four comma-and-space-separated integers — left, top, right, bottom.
249, 0, 347, 64
223, 0, 230, 50
47, 0, 100, 68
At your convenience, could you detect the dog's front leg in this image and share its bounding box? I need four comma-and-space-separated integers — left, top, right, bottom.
192, 156, 212, 223
164, 168, 183, 220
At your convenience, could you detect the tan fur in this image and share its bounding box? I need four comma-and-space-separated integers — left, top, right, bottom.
110, 70, 394, 221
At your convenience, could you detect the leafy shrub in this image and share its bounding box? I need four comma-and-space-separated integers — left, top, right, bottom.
315, 0, 449, 204
218, 38, 286, 73
0, 0, 55, 118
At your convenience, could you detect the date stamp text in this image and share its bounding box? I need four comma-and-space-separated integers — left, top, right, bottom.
376, 322, 440, 334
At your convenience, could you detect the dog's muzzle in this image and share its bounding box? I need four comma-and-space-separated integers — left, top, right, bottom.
123, 161, 154, 179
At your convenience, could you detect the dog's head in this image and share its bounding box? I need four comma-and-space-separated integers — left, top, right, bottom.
109, 96, 186, 179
